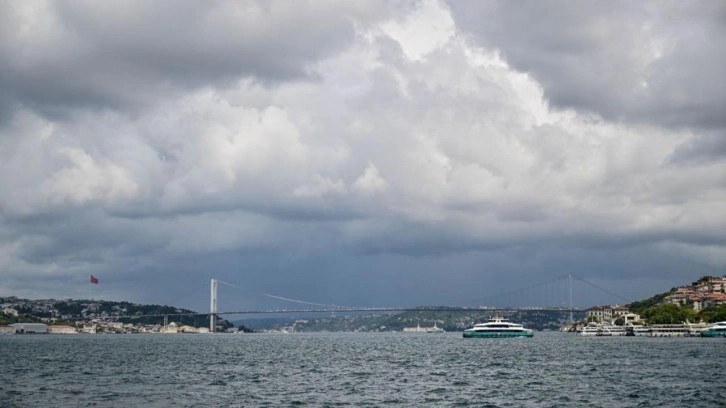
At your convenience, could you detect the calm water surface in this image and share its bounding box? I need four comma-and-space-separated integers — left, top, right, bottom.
1, 332, 724, 407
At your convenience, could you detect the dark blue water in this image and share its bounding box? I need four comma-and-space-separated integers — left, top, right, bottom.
1, 332, 724, 407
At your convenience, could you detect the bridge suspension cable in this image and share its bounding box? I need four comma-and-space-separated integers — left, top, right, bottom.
263, 294, 358, 309
459, 273, 571, 307
571, 274, 630, 303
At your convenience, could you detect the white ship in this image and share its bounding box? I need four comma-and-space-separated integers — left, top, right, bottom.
462, 316, 534, 338
577, 322, 627, 336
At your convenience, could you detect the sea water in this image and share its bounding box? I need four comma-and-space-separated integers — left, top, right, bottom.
1, 332, 724, 407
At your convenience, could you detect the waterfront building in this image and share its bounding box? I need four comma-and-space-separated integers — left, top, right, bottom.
620, 313, 641, 324
586, 305, 630, 322
586, 306, 605, 321
48, 325, 77, 334
0, 325, 15, 334
10, 323, 48, 334
612, 305, 629, 317
160, 322, 178, 333
80, 324, 97, 334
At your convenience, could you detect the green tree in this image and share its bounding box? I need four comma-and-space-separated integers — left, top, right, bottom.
629, 289, 676, 314
697, 304, 726, 323
641, 303, 695, 324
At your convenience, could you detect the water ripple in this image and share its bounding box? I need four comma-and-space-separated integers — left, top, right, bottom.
1, 333, 725, 407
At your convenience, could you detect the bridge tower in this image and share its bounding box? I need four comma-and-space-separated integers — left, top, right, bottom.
568, 274, 573, 325
210, 278, 218, 333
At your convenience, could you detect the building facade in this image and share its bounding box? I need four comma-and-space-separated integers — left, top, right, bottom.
47, 325, 77, 334
10, 323, 48, 334
586, 305, 631, 322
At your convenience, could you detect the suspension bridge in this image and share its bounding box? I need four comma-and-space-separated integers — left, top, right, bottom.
115, 274, 630, 333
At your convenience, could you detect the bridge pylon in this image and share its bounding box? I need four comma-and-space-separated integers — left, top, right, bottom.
210, 279, 217, 333
568, 274, 573, 325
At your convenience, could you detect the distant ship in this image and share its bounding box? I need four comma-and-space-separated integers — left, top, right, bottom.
463, 315, 534, 338
402, 323, 444, 333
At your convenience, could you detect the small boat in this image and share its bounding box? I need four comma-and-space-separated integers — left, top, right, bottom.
700, 321, 726, 337
463, 315, 533, 338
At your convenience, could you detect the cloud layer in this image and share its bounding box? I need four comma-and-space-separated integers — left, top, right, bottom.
1, 1, 724, 309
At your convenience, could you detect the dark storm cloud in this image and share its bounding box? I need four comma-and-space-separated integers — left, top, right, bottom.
668, 132, 726, 165
447, 1, 726, 131
1, 1, 724, 307
0, 1, 387, 119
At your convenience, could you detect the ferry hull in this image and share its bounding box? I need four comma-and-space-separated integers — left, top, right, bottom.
463, 331, 534, 338
700, 330, 726, 338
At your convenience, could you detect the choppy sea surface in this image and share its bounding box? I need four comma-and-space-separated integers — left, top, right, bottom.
1, 332, 724, 407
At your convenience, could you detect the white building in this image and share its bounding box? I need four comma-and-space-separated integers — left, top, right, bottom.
620, 313, 641, 324
586, 305, 631, 322
80, 324, 97, 334
160, 322, 178, 333
0, 325, 15, 334
48, 325, 77, 334
10, 323, 48, 334
2, 307, 18, 317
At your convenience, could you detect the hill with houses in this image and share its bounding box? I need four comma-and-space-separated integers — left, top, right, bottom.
585, 275, 726, 326
0, 296, 247, 334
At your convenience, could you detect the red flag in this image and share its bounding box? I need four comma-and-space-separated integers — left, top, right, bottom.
90, 275, 99, 284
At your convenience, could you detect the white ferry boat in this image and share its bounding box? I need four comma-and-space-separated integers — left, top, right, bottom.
577, 322, 602, 336
577, 322, 626, 336
685, 321, 708, 337
700, 321, 726, 337
463, 316, 533, 338
624, 322, 708, 337
647, 324, 691, 337
597, 323, 627, 336
625, 324, 649, 336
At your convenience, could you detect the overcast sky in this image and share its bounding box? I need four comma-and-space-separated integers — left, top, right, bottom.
1, 1, 724, 312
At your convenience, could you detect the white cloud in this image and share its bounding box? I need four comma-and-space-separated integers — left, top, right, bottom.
43, 147, 139, 206
353, 163, 388, 195
380, 0, 455, 61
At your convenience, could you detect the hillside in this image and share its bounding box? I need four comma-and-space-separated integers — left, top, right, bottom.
627, 275, 726, 323
628, 289, 676, 313
0, 296, 249, 332
240, 307, 584, 332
